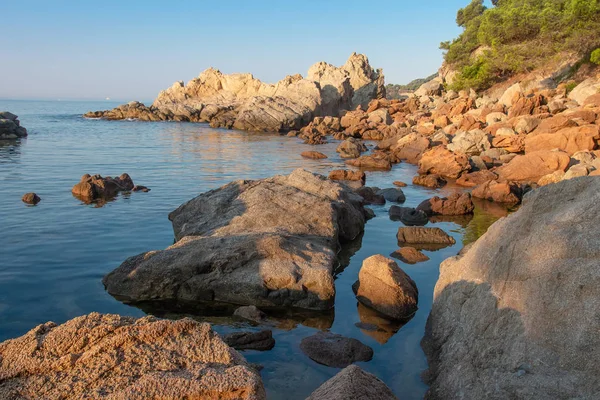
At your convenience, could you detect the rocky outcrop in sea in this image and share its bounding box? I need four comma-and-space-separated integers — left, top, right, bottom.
85, 53, 385, 132
0, 112, 28, 140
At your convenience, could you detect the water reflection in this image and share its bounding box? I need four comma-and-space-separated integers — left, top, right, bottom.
0, 140, 22, 165
356, 302, 407, 344
462, 198, 515, 246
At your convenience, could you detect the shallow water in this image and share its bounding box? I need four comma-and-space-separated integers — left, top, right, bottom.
0, 99, 511, 399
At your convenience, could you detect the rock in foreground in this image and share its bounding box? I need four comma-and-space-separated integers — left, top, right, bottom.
0, 312, 265, 399
306, 365, 398, 400
103, 169, 367, 311
422, 177, 600, 399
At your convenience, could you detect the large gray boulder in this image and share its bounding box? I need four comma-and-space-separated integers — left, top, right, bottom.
306, 365, 398, 400
0, 313, 265, 399
103, 169, 367, 311
422, 177, 600, 399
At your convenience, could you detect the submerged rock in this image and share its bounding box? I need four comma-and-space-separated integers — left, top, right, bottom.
103, 169, 367, 311
234, 305, 267, 324
222, 330, 275, 351
354, 255, 418, 320
306, 365, 398, 400
299, 331, 373, 368
301, 151, 328, 159
0, 312, 265, 399
422, 177, 600, 399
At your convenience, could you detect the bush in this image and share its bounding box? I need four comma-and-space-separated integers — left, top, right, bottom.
443, 0, 600, 91
591, 48, 600, 64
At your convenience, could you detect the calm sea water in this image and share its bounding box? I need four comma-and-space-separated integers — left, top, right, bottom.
0, 99, 510, 399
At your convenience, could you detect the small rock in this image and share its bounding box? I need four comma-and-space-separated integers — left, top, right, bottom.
222, 330, 275, 351
377, 188, 406, 203
300, 331, 373, 368
328, 169, 366, 183
301, 151, 328, 159
416, 193, 475, 216
22, 193, 41, 205
132, 185, 150, 192
355, 255, 418, 320
355, 186, 385, 205
389, 206, 428, 226
234, 305, 267, 323
397, 227, 456, 247
413, 174, 446, 189
306, 365, 398, 400
393, 181, 407, 187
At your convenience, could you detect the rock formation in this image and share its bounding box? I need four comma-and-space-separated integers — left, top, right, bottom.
85, 53, 385, 132
72, 173, 135, 202
306, 365, 398, 400
0, 313, 265, 399
103, 169, 367, 311
0, 112, 28, 140
422, 177, 600, 399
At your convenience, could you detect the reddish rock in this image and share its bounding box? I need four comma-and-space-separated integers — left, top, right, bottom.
472, 180, 522, 204
72, 173, 134, 200
390, 133, 431, 164
495, 151, 570, 183
524, 125, 600, 156
413, 174, 447, 189
21, 193, 41, 205
533, 115, 578, 134
491, 135, 525, 153
328, 169, 366, 183
456, 170, 499, 187
346, 154, 392, 170
393, 181, 408, 187
416, 193, 475, 216
301, 151, 328, 159
418, 147, 471, 179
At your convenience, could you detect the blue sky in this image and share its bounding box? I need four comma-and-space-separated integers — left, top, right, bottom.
0, 1, 484, 101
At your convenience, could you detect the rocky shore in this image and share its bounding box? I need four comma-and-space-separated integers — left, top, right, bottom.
0, 112, 27, 140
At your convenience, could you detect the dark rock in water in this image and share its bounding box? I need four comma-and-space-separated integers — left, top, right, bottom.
300, 331, 373, 368
355, 186, 385, 205
377, 188, 406, 203
389, 206, 428, 226
412, 174, 447, 189
0, 312, 266, 399
390, 247, 430, 264
222, 330, 275, 351
306, 365, 398, 400
0, 111, 28, 139
354, 255, 418, 320
132, 185, 150, 192
422, 177, 600, 400
103, 169, 367, 311
21, 193, 41, 205
234, 305, 267, 324
72, 173, 134, 201
416, 193, 475, 216
397, 227, 456, 250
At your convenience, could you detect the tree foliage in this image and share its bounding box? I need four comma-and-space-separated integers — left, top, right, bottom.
443, 0, 600, 90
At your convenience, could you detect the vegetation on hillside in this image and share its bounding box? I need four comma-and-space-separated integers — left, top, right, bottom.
441, 0, 600, 90
386, 73, 437, 99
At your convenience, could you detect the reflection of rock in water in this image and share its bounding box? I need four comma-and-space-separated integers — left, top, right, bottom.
462, 198, 515, 246
126, 298, 334, 330
356, 302, 408, 344
428, 213, 474, 228
0, 140, 22, 164
334, 231, 364, 275
72, 192, 119, 208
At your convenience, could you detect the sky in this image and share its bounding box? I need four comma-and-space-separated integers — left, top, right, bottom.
0, 0, 484, 101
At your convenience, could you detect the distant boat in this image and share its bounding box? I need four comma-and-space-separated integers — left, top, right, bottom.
105, 97, 111, 100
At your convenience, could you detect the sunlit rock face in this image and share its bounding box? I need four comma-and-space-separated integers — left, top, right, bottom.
422, 177, 600, 400
103, 169, 368, 311
86, 53, 385, 132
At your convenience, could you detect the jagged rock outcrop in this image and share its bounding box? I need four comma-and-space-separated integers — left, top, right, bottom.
85, 53, 385, 132
72, 173, 135, 202
103, 169, 367, 311
0, 313, 265, 399
0, 112, 28, 139
423, 177, 600, 399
